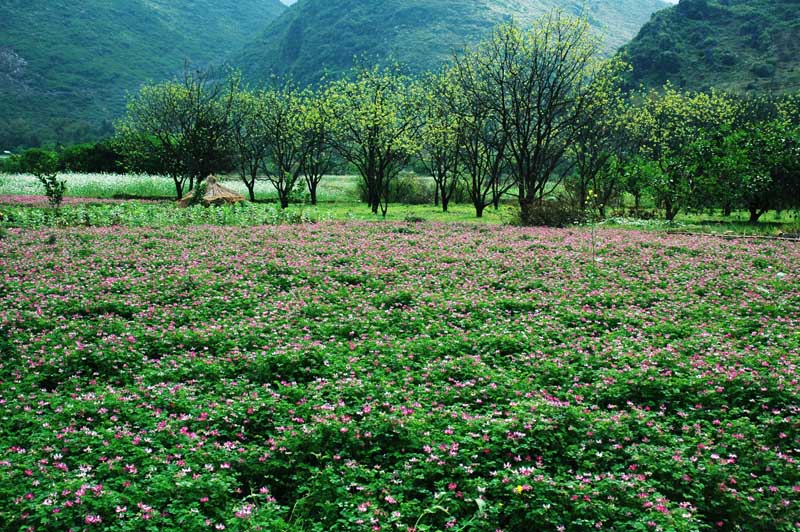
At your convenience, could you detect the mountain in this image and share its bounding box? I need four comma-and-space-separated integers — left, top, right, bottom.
621, 0, 800, 93
238, 0, 669, 86
0, 0, 286, 149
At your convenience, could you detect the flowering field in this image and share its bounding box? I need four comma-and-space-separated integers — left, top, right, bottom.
0, 223, 798, 532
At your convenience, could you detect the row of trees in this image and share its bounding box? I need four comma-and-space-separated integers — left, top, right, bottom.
621, 88, 800, 222
1, 143, 123, 175
108, 12, 800, 221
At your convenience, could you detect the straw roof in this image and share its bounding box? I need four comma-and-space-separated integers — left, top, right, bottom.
178, 175, 245, 207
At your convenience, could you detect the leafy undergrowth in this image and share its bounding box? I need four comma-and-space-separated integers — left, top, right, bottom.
0, 223, 797, 531
0, 201, 323, 228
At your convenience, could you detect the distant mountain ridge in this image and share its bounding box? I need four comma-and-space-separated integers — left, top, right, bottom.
621, 0, 800, 93
0, 0, 285, 149
238, 0, 669, 86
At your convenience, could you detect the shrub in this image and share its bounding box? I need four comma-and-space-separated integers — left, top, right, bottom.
518, 197, 586, 227
751, 61, 776, 78
187, 181, 208, 207
390, 173, 434, 204
358, 173, 435, 205
59, 141, 123, 173
24, 149, 66, 208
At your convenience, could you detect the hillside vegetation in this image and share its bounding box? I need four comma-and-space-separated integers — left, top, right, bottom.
0, 0, 285, 149
621, 0, 800, 93
239, 0, 667, 85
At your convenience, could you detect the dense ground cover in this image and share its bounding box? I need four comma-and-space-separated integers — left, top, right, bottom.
0, 223, 798, 531
0, 173, 359, 203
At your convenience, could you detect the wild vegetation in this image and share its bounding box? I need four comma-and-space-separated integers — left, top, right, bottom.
1, 7, 799, 532
1, 224, 798, 531
238, 0, 667, 87
622, 0, 800, 93
12, 14, 790, 226
0, 0, 285, 150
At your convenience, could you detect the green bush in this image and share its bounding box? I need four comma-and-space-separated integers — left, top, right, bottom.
518, 197, 586, 227
751, 61, 776, 78
59, 141, 123, 173
358, 174, 435, 205
17, 148, 59, 174
390, 174, 434, 204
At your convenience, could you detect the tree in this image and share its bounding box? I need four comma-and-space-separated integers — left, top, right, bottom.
300, 90, 337, 206
568, 61, 630, 217
229, 88, 269, 202
628, 85, 737, 221
729, 95, 800, 222
738, 117, 800, 222
418, 70, 464, 212
466, 14, 618, 223
115, 67, 238, 199
23, 149, 66, 209
325, 64, 423, 216
259, 85, 311, 209
449, 49, 510, 218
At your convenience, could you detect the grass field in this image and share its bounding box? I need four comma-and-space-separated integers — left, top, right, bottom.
0, 172, 360, 203
0, 223, 798, 531
1, 172, 799, 236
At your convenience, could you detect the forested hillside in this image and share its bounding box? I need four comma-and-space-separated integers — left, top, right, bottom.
622, 0, 800, 92
239, 0, 667, 85
0, 0, 285, 149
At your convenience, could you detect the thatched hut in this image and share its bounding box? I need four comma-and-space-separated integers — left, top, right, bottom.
178, 175, 245, 207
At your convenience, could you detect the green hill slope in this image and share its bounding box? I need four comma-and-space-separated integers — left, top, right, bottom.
621, 0, 800, 93
239, 0, 668, 86
0, 0, 285, 149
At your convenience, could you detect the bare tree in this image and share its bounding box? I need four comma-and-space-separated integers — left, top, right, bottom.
450, 50, 512, 218
471, 14, 612, 223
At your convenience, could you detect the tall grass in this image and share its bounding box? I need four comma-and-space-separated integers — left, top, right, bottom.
0, 172, 361, 202
1, 172, 797, 235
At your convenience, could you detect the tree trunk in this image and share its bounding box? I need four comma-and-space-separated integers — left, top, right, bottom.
434, 183, 439, 207
664, 198, 677, 222
247, 182, 256, 202
279, 192, 290, 209
310, 184, 318, 206
475, 203, 485, 218
578, 181, 587, 212
174, 177, 184, 200
723, 202, 732, 217
367, 179, 379, 213
519, 198, 534, 225
442, 195, 450, 213
749, 206, 764, 224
